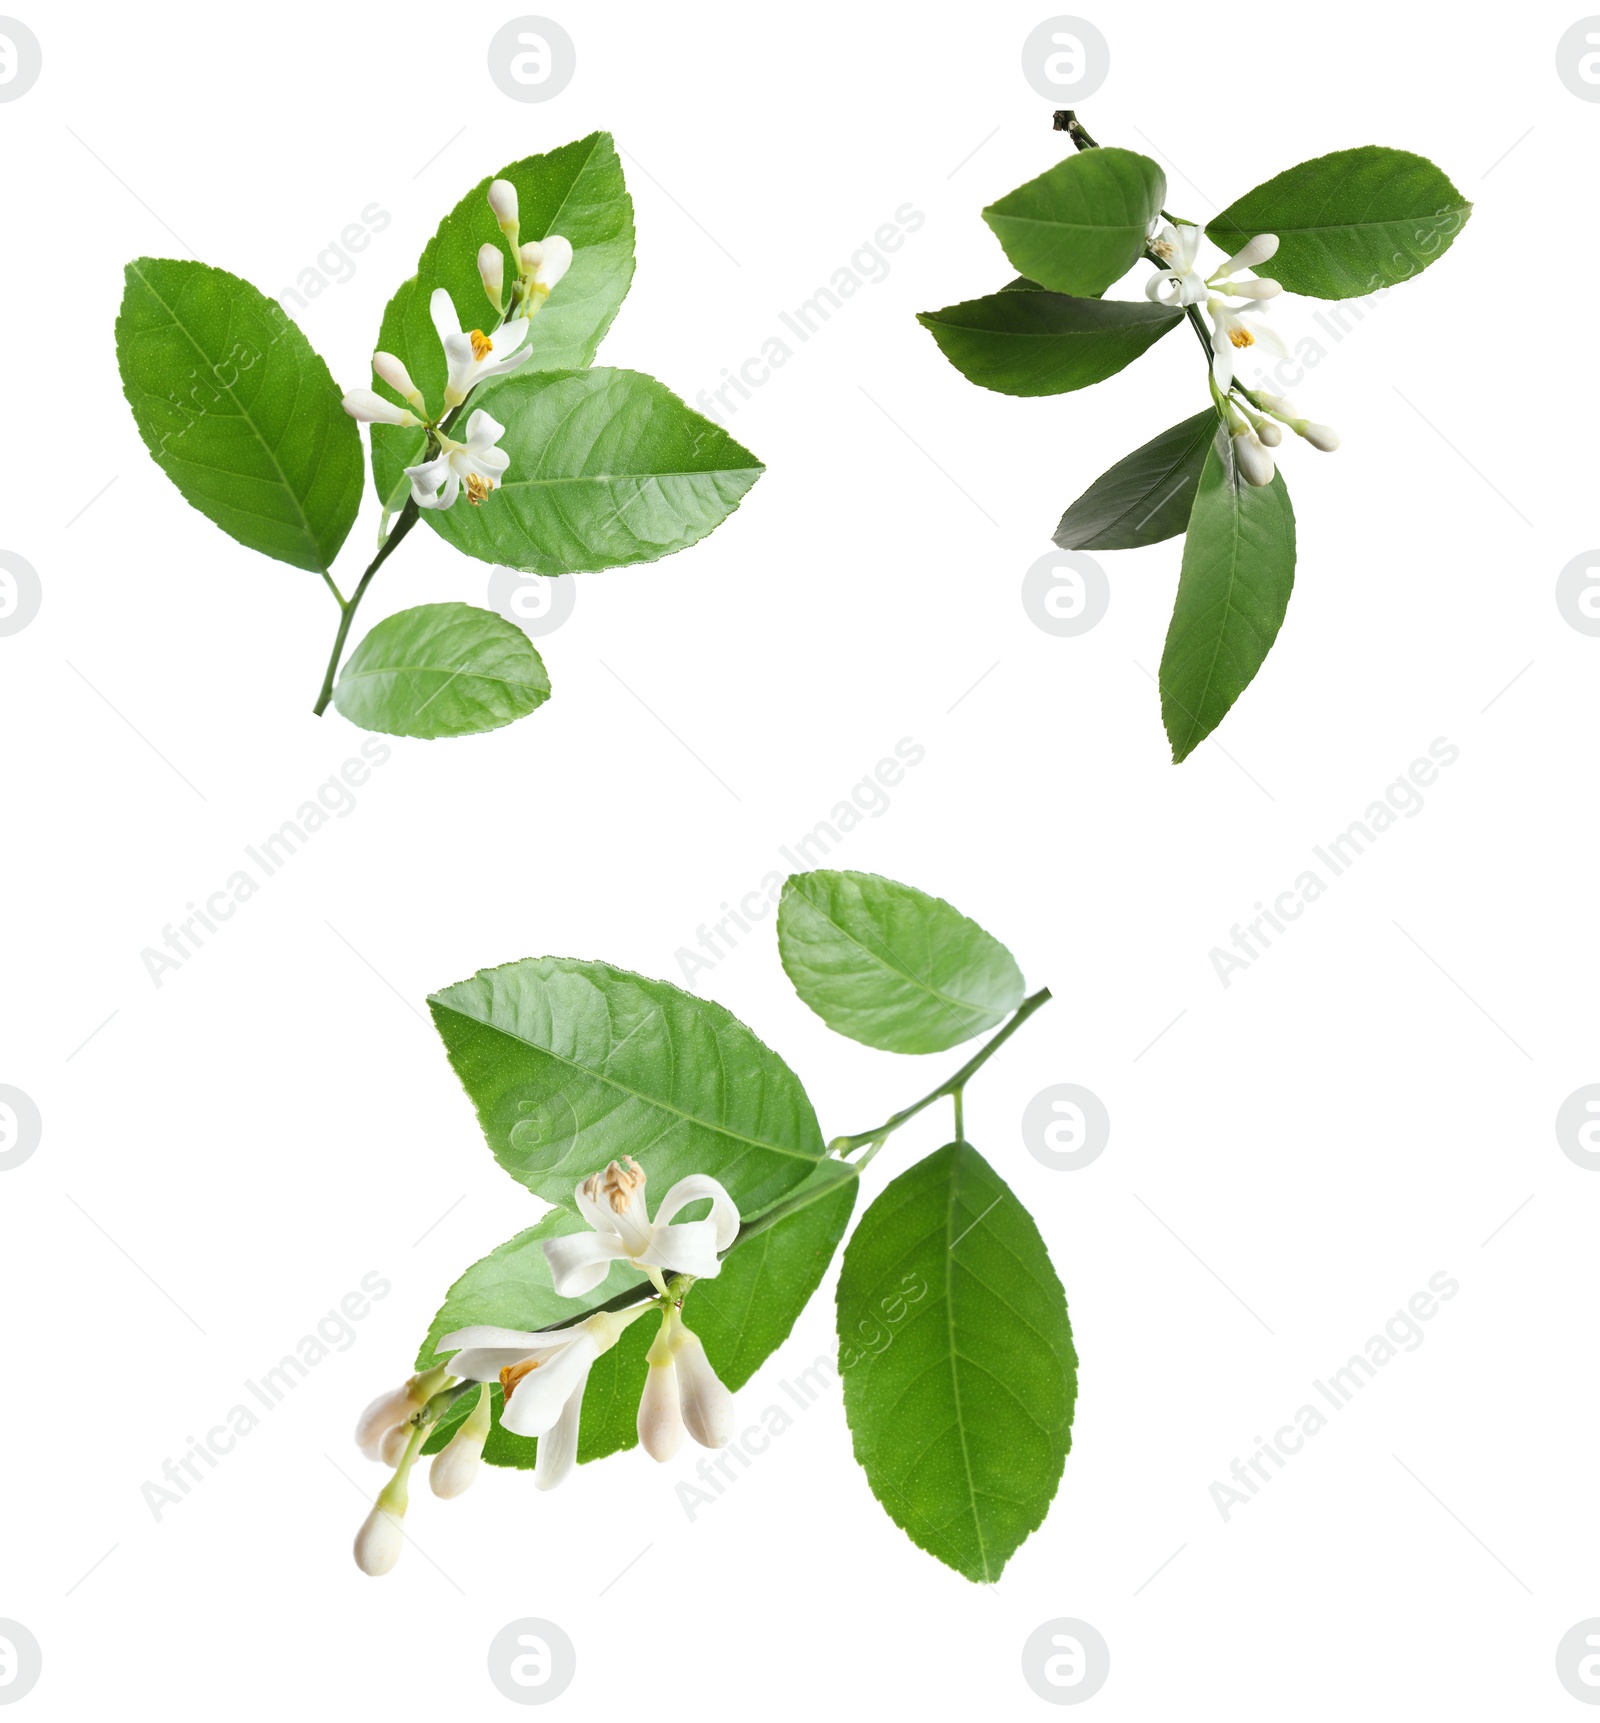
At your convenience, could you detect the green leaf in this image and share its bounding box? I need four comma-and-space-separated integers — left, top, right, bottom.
1159, 432, 1297, 763
778, 871, 1024, 1055
983, 147, 1165, 298
420, 1161, 859, 1468
1053, 409, 1219, 551
918, 290, 1181, 397
115, 258, 362, 572
331, 602, 550, 738
837, 1141, 1076, 1583
428, 957, 826, 1217
388, 368, 762, 574
1206, 146, 1471, 301
369, 131, 635, 503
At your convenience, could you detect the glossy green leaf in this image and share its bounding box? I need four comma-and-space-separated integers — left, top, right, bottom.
1207, 146, 1471, 300
115, 258, 361, 572
778, 871, 1024, 1054
1159, 435, 1297, 763
983, 147, 1164, 297
428, 957, 826, 1217
918, 290, 1181, 397
369, 132, 635, 505
837, 1141, 1076, 1583
331, 601, 550, 738
392, 368, 762, 574
421, 1162, 859, 1468
1054, 409, 1219, 551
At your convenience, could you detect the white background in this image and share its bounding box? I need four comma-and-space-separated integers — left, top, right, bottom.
2, 0, 1597, 1715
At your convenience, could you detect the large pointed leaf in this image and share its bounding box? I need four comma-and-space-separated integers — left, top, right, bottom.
115, 258, 362, 571
778, 871, 1023, 1054
983, 147, 1165, 297
369, 132, 635, 505
837, 1142, 1076, 1583
428, 958, 826, 1217
1159, 433, 1297, 762
1207, 146, 1471, 301
1054, 409, 1219, 551
918, 290, 1181, 397
393, 368, 762, 573
332, 601, 550, 738
420, 1161, 859, 1468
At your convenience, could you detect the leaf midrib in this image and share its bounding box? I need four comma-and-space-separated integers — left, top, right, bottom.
429, 997, 824, 1165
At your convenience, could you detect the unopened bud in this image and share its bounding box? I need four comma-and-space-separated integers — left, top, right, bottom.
353, 1501, 405, 1576
1298, 421, 1340, 452
1232, 429, 1275, 488
487, 178, 519, 233
477, 244, 504, 311
531, 234, 574, 292
430, 1386, 492, 1499
673, 1324, 733, 1449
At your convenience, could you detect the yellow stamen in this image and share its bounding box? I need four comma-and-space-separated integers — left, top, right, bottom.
466, 473, 493, 506
582, 1156, 646, 1214
468, 329, 493, 361
500, 1358, 540, 1400
1229, 328, 1254, 349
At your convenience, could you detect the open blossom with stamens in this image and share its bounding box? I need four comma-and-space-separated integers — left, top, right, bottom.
431, 287, 532, 408
1144, 222, 1208, 307
439, 1308, 641, 1490
541, 1158, 741, 1297
1204, 234, 1287, 389
403, 408, 510, 510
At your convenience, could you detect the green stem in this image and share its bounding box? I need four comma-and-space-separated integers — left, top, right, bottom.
952, 1087, 965, 1142
828, 986, 1053, 1156
310, 499, 420, 715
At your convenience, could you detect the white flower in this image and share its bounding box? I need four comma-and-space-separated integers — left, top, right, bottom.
430, 1382, 493, 1499
542, 1158, 740, 1298
1145, 222, 1207, 307
488, 177, 519, 241
519, 235, 574, 297
372, 351, 425, 411
341, 387, 420, 428
403, 408, 511, 510
438, 1308, 638, 1490
1230, 426, 1275, 488
1204, 233, 1287, 389
638, 1305, 733, 1460
430, 287, 531, 408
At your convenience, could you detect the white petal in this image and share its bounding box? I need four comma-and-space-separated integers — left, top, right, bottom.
1301, 422, 1340, 452
651, 1174, 739, 1250
439, 1323, 548, 1352
1251, 320, 1289, 359
471, 443, 512, 480
1233, 431, 1275, 487
371, 352, 419, 401
534, 234, 574, 290
532, 1381, 585, 1489
674, 1327, 734, 1448
1144, 271, 1177, 304
405, 452, 454, 509
542, 1230, 626, 1297
637, 1215, 724, 1279
499, 1332, 597, 1439
573, 1175, 617, 1236
429, 1387, 491, 1499
355, 1382, 416, 1459
463, 408, 507, 451
1175, 225, 1202, 271
441, 330, 479, 407
482, 316, 530, 366
429, 287, 461, 346
488, 178, 519, 227
1220, 233, 1278, 275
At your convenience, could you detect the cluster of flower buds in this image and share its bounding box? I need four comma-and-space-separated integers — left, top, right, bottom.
352, 1156, 741, 1577
339, 179, 575, 511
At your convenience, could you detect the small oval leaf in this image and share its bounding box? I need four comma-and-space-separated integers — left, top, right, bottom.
333, 601, 551, 738
778, 870, 1024, 1054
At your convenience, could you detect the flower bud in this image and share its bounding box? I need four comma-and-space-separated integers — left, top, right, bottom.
487, 178, 519, 234
371, 352, 424, 409
531, 234, 574, 292
673, 1324, 733, 1448
1232, 429, 1275, 488
353, 1502, 405, 1576
1254, 391, 1299, 419
341, 388, 419, 429
356, 1379, 422, 1459
1227, 278, 1281, 299
1224, 233, 1279, 272
1298, 421, 1340, 452
430, 1386, 492, 1499
380, 1421, 411, 1466
1252, 416, 1282, 447
477, 244, 504, 310
638, 1320, 685, 1462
